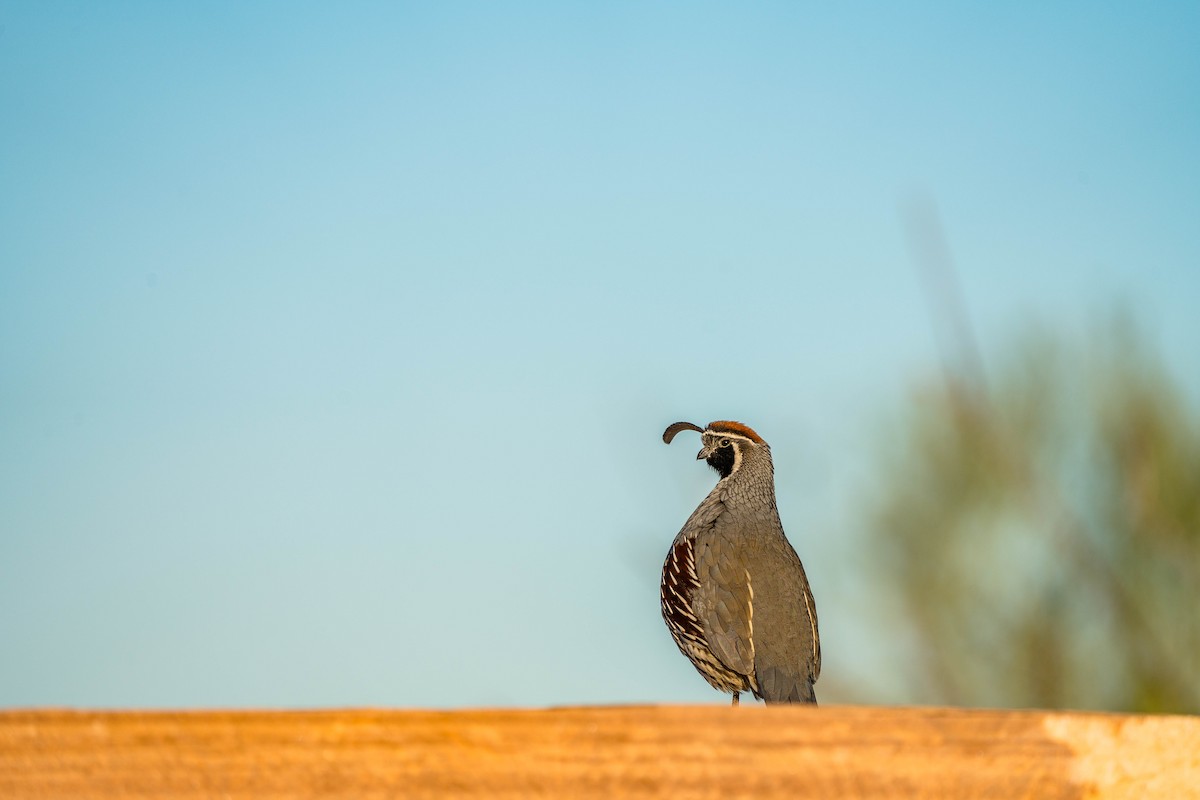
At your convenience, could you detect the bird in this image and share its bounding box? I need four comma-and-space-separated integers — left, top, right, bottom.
660, 420, 820, 705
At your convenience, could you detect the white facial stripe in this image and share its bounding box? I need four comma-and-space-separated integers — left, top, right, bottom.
703, 430, 756, 445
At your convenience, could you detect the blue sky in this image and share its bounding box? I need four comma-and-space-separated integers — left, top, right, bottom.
1, 2, 1197, 708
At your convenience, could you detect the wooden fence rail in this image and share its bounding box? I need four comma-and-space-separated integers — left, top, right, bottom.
2, 705, 1197, 799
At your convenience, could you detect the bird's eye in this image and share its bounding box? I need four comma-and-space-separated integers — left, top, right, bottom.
720, 438, 731, 448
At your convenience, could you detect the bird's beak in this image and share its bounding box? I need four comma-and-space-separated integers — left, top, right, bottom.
696, 444, 713, 461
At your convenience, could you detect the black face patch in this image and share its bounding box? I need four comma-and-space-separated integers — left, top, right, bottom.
706, 441, 736, 478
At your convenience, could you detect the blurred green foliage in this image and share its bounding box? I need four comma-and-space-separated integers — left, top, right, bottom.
866, 322, 1200, 712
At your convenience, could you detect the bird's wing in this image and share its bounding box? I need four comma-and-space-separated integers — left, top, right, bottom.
752, 541, 821, 704
692, 520, 756, 682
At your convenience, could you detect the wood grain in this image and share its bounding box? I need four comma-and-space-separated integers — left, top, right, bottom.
1, 705, 1196, 799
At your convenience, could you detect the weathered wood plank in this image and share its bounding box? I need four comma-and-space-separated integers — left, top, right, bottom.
1, 706, 1196, 799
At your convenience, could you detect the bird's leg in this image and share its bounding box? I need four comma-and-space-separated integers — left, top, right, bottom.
731, 692, 740, 707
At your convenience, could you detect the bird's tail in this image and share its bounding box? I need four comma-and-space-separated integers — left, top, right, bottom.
756, 666, 817, 705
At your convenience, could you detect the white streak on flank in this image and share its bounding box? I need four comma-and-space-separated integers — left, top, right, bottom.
802, 586, 819, 670
745, 568, 755, 663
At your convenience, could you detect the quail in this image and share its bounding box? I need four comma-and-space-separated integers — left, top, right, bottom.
660, 420, 820, 705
